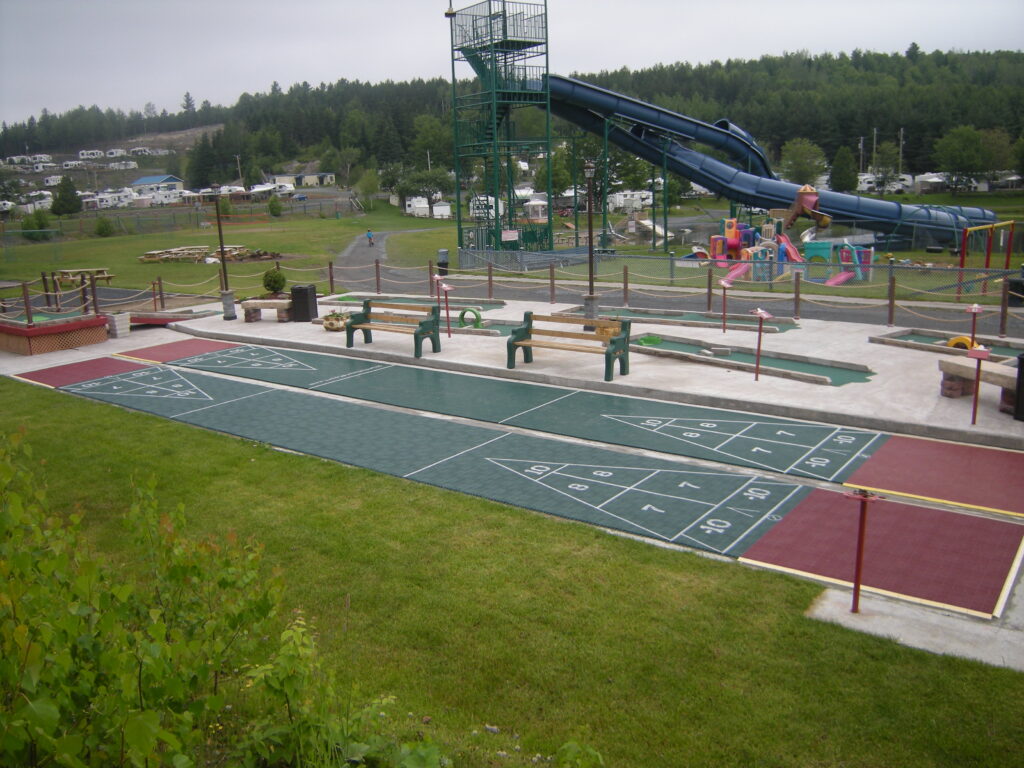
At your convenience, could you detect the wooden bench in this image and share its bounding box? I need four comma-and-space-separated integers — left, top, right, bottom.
938, 356, 1019, 414
345, 300, 441, 358
240, 298, 292, 322
55, 268, 116, 288
507, 312, 631, 382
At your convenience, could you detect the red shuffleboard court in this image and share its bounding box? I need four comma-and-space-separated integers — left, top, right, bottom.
13, 357, 151, 388
117, 339, 240, 364
846, 436, 1024, 517
740, 489, 1024, 618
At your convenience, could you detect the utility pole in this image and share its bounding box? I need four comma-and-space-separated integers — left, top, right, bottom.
872, 128, 878, 172
898, 127, 904, 177
858, 137, 864, 173
234, 155, 243, 184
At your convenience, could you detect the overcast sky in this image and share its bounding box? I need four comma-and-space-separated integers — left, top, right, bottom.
2, 0, 1021, 126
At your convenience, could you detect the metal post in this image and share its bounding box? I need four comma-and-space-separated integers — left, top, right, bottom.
622, 266, 629, 307
584, 160, 597, 320
848, 488, 878, 614
214, 193, 228, 291
968, 347, 990, 426
1000, 278, 1009, 338
720, 280, 730, 333
887, 259, 896, 326
375, 260, 382, 294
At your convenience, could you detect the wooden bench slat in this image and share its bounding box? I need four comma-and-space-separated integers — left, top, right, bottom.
365, 312, 425, 324
532, 314, 622, 329
368, 302, 434, 313
351, 322, 416, 334
515, 340, 605, 354
530, 328, 611, 343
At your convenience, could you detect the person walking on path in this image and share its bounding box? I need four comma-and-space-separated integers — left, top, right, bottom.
366, 229, 374, 247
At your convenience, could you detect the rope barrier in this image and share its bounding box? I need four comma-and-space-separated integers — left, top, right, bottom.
894, 303, 1001, 324
801, 297, 882, 309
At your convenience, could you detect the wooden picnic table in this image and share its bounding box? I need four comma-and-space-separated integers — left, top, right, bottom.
55, 268, 116, 288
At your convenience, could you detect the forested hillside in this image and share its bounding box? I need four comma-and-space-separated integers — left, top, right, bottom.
2, 47, 1021, 179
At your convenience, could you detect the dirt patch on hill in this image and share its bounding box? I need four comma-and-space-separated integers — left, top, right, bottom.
124, 125, 223, 154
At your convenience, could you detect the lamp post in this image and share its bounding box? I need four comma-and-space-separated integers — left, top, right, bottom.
212, 184, 236, 320
583, 160, 597, 323
967, 303, 982, 347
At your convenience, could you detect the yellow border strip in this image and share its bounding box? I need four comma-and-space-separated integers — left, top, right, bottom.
10, 372, 57, 388
843, 482, 1024, 519
112, 352, 165, 364
993, 535, 1024, 618
738, 557, 995, 619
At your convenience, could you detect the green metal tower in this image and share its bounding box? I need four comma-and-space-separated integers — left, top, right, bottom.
446, 1, 553, 253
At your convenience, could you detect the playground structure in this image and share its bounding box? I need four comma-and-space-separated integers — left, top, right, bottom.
690, 215, 875, 286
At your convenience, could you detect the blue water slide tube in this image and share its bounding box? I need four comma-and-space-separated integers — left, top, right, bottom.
546, 76, 996, 239
549, 74, 775, 179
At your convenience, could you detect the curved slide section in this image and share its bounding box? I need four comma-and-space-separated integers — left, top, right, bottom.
549, 74, 775, 179
548, 77, 995, 239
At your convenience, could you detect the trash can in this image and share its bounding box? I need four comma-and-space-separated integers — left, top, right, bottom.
437, 249, 449, 276
290, 284, 318, 322
1008, 278, 1024, 308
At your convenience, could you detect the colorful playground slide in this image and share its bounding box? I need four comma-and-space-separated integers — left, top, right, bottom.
723, 262, 750, 283
824, 270, 856, 286
545, 75, 996, 241
774, 233, 805, 263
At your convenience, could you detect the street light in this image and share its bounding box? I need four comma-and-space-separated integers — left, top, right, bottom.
584, 160, 597, 321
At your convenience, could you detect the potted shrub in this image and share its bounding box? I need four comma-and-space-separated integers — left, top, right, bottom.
322, 309, 349, 332
262, 267, 286, 297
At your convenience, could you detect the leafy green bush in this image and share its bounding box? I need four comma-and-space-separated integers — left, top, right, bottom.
217, 197, 232, 217
267, 195, 283, 218
20, 209, 52, 241
94, 216, 115, 237
262, 267, 286, 295
0, 431, 448, 767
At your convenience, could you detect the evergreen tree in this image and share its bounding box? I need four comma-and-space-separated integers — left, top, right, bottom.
187, 133, 216, 188
50, 176, 82, 216
828, 146, 857, 193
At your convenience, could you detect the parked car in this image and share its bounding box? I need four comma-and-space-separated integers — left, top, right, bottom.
293, 193, 308, 201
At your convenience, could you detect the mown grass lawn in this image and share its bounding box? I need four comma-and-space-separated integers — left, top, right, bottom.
2, 378, 1022, 767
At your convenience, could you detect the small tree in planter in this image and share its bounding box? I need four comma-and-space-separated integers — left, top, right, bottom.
262, 267, 286, 297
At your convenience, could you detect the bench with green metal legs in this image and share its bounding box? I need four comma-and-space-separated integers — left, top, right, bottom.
345, 300, 441, 358
507, 311, 631, 382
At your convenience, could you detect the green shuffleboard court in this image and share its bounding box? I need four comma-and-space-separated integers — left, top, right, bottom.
158, 344, 887, 483
54, 363, 811, 556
